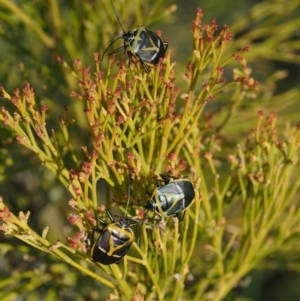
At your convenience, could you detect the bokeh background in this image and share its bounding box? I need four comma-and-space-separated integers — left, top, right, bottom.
1, 0, 299, 300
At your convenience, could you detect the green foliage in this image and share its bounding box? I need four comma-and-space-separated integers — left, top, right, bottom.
1, 0, 300, 300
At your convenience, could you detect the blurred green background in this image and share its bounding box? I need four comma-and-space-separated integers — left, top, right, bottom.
1, 0, 300, 300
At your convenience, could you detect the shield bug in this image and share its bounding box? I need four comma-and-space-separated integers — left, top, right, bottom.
90, 177, 138, 265
145, 174, 195, 221
102, 0, 168, 73
90, 209, 137, 265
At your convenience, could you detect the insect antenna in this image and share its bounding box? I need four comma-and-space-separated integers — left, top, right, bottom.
125, 173, 131, 215
109, 0, 126, 33
101, 0, 127, 62
101, 36, 122, 61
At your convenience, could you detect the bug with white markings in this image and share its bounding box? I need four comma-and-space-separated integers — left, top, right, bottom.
102, 0, 168, 73
90, 177, 138, 265
145, 174, 196, 221
90, 209, 137, 265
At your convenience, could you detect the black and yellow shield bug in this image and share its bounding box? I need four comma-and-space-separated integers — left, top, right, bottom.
145, 174, 195, 221
102, 0, 168, 73
90, 209, 137, 265
90, 177, 138, 265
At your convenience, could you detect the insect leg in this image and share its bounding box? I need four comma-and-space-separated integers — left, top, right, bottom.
91, 226, 103, 247
101, 36, 123, 61
133, 53, 149, 73
155, 176, 169, 186
163, 42, 169, 52
127, 51, 133, 69
159, 174, 180, 183
139, 59, 149, 73
92, 225, 103, 234
175, 211, 185, 221
109, 44, 128, 56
